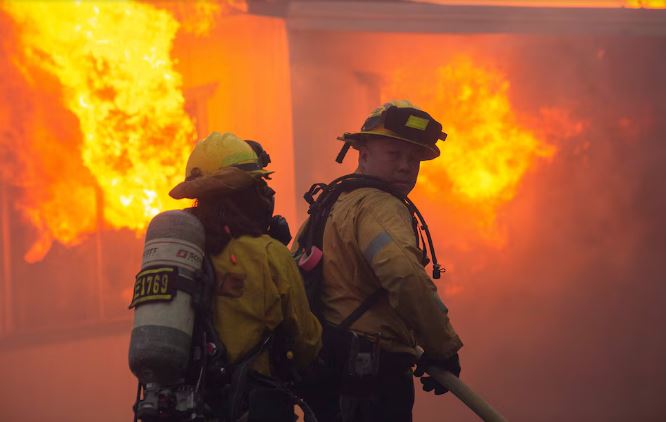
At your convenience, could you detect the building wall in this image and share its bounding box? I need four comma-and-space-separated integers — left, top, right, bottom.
0, 15, 295, 422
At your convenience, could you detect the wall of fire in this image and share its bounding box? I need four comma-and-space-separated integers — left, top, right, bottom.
0, 12, 295, 340
2, 2, 666, 422
0, 8, 295, 421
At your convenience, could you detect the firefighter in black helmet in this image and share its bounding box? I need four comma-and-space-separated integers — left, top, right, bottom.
293, 100, 462, 422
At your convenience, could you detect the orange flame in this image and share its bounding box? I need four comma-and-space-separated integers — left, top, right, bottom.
2, 1, 199, 260
385, 57, 557, 242
153, 0, 247, 36
624, 0, 666, 7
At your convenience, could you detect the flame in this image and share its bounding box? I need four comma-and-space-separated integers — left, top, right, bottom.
153, 0, 247, 36
384, 57, 557, 241
2, 1, 198, 260
624, 0, 666, 7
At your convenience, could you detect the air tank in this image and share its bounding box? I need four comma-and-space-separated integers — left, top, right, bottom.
128, 210, 205, 386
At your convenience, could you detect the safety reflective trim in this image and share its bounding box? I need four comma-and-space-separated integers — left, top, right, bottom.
405, 115, 429, 131
136, 267, 174, 278
363, 232, 392, 263
130, 294, 173, 307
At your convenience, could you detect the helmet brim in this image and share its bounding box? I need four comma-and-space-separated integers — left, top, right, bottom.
169, 167, 273, 199
342, 129, 440, 161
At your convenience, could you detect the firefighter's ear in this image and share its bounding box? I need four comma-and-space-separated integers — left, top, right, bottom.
357, 143, 370, 171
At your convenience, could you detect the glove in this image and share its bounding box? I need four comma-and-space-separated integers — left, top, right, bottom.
414, 353, 461, 395
267, 215, 292, 245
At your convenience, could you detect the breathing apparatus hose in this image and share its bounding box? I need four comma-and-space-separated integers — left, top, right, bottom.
404, 198, 443, 279
302, 174, 443, 279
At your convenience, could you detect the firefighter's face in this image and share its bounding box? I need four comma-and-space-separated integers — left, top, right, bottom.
358, 137, 421, 195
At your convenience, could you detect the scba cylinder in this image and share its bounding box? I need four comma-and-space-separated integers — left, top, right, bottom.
128, 210, 205, 386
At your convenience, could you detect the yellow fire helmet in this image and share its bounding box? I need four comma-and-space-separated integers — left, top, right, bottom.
336, 99, 447, 163
169, 131, 273, 200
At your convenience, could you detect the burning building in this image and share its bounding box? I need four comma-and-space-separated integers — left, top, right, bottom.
1, 1, 665, 421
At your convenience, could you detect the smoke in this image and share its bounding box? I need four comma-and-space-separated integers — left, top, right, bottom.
413, 36, 666, 421
289, 31, 666, 421
1, 10, 665, 422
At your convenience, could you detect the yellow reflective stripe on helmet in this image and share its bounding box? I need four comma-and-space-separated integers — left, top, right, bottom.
363, 232, 392, 263
405, 115, 429, 131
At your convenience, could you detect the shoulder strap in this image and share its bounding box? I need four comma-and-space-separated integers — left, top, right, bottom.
297, 174, 443, 329
337, 288, 385, 331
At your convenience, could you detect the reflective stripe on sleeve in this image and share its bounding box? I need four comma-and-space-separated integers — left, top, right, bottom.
363, 232, 392, 263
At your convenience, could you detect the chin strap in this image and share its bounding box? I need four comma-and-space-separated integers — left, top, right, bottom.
335, 138, 352, 164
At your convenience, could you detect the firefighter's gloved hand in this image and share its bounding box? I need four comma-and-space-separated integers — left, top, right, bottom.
414, 353, 461, 395
268, 215, 292, 245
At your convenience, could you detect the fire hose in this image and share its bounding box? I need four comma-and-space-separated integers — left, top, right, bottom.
426, 367, 508, 422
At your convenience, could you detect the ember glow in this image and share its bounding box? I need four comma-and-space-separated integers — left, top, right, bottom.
155, 0, 247, 36
385, 57, 556, 238
624, 0, 666, 7
2, 1, 197, 260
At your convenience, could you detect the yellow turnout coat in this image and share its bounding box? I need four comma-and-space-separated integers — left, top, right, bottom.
299, 187, 462, 361
211, 234, 322, 375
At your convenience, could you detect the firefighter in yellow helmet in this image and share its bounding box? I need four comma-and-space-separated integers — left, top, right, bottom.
293, 101, 462, 422
170, 131, 322, 421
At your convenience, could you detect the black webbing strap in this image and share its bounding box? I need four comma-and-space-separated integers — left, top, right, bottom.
301, 174, 442, 278
170, 274, 200, 295
228, 332, 274, 420
338, 288, 386, 331
247, 371, 319, 422
129, 266, 201, 309
300, 174, 443, 331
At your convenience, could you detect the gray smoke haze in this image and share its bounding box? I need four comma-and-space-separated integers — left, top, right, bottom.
422, 36, 666, 422
289, 31, 666, 421
1, 11, 666, 422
